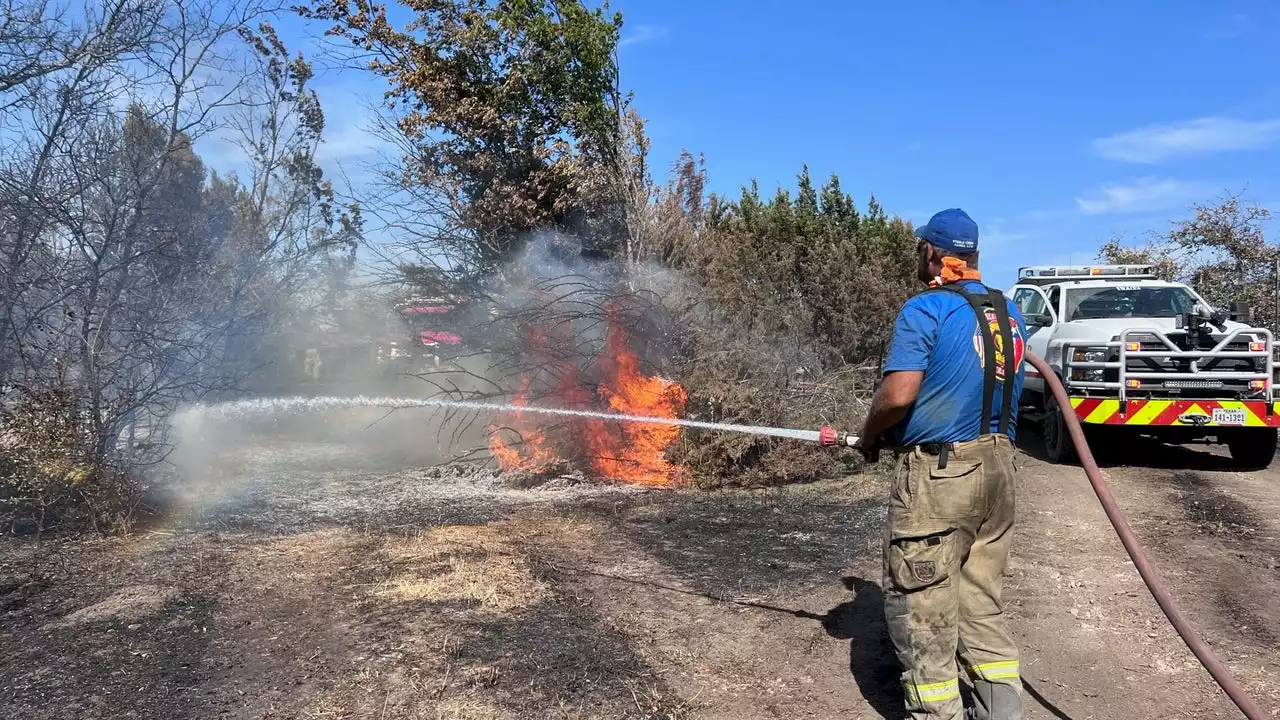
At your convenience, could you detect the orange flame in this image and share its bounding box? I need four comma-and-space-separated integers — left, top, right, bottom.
487, 374, 555, 469
587, 322, 688, 486
488, 308, 687, 487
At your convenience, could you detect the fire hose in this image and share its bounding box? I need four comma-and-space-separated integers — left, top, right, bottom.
818, 351, 1264, 717
1027, 351, 1264, 719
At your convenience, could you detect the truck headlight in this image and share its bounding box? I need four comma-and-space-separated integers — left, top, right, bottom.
1070, 368, 1105, 382
1069, 349, 1107, 383
1072, 349, 1108, 363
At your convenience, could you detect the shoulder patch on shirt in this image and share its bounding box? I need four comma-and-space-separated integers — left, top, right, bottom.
972, 307, 1025, 380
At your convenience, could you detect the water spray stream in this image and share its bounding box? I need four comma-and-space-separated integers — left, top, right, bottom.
194, 395, 854, 445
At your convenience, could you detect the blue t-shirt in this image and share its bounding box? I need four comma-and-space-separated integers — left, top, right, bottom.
882, 280, 1027, 446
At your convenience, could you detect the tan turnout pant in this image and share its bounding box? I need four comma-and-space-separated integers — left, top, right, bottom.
882, 434, 1023, 720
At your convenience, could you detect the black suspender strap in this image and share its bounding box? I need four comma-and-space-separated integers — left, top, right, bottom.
963, 291, 998, 437
986, 287, 1017, 436
919, 282, 1018, 438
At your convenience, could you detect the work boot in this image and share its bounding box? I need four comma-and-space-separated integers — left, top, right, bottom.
966, 680, 1022, 720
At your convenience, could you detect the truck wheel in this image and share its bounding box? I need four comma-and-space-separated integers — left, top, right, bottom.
1225, 428, 1278, 470
1042, 393, 1077, 464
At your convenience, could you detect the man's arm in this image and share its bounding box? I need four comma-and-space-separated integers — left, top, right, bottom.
858, 370, 924, 448
856, 295, 939, 451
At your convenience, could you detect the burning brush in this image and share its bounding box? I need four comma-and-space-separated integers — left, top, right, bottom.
484, 305, 865, 485
484, 296, 868, 486
487, 303, 690, 487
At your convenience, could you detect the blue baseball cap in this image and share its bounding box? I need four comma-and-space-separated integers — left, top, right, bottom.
914, 208, 979, 253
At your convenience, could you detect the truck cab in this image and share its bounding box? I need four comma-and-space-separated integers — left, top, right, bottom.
376, 296, 477, 374
1007, 264, 1279, 468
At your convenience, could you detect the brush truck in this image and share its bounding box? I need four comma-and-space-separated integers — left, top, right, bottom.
375, 295, 492, 375
1007, 264, 1279, 468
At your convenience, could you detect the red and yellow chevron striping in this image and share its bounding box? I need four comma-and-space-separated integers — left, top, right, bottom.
1069, 398, 1280, 427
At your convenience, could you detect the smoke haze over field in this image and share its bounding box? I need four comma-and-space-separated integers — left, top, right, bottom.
162, 230, 699, 510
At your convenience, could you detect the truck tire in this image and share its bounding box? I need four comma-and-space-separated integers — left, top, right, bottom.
1225, 427, 1278, 470
1042, 392, 1077, 464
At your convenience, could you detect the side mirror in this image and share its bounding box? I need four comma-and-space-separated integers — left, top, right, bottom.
1029, 313, 1054, 328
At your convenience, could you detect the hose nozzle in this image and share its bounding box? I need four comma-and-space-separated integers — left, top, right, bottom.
818, 425, 859, 447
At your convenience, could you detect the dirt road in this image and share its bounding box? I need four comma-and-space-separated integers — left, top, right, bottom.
1, 420, 1278, 718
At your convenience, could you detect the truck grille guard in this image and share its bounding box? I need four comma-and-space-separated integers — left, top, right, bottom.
1060, 326, 1276, 415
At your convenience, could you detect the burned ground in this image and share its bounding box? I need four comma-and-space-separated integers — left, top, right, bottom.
2, 419, 1279, 718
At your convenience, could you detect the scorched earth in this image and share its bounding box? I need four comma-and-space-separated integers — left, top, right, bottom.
1, 411, 1278, 719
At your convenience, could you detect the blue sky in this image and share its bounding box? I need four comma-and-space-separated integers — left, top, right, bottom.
226, 1, 1280, 289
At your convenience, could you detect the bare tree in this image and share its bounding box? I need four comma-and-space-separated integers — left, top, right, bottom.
1, 0, 349, 533
0, 0, 162, 97
0, 0, 168, 386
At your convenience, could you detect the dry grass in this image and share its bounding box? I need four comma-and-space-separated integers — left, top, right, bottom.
373, 524, 548, 612
433, 696, 511, 720
511, 514, 606, 552
302, 697, 352, 719
623, 680, 697, 720
43, 584, 179, 629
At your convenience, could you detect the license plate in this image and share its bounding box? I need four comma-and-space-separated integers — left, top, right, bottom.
1212, 408, 1247, 426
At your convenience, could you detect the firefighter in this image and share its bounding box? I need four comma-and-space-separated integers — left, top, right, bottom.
855, 208, 1027, 720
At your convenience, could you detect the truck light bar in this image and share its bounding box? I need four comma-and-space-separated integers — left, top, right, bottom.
1163, 379, 1225, 390
1018, 264, 1156, 280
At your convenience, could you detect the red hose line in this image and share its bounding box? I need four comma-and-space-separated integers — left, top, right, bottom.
1028, 351, 1265, 719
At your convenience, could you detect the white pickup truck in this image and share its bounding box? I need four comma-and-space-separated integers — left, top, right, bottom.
1007, 264, 1279, 468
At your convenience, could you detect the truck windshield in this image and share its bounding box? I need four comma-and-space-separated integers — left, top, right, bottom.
1064, 286, 1198, 320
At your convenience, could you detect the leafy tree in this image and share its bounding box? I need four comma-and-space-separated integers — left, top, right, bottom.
1095, 236, 1177, 281
1098, 195, 1277, 328
649, 164, 918, 485
680, 166, 916, 365
299, 0, 628, 274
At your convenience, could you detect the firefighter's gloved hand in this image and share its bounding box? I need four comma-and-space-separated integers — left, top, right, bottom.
852, 435, 881, 463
